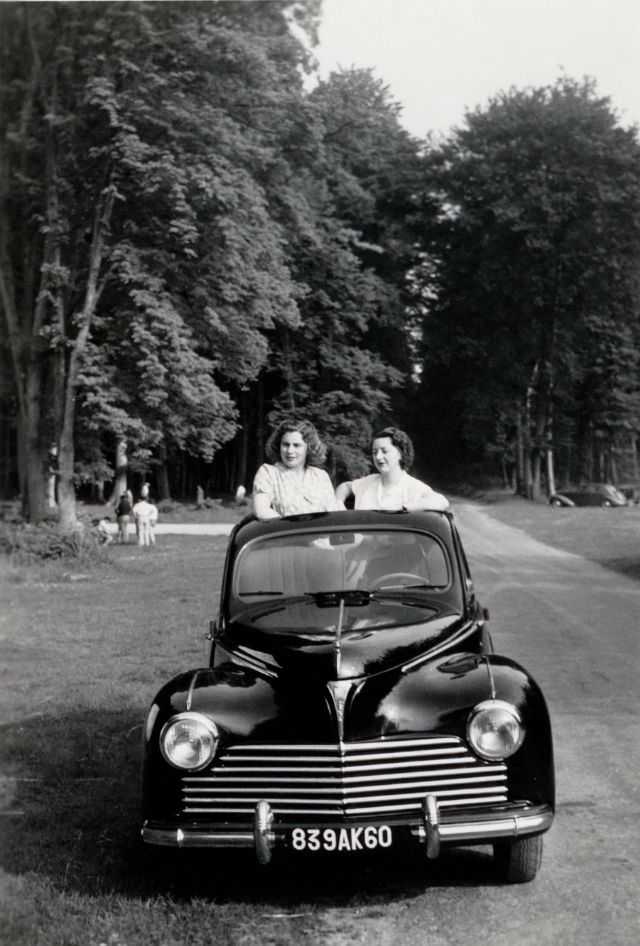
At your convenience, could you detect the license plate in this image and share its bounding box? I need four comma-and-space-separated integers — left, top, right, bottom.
290, 825, 393, 852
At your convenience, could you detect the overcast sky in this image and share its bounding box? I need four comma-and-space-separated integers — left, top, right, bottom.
313, 0, 640, 138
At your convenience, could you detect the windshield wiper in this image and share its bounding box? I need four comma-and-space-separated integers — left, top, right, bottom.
238, 590, 284, 596
305, 590, 371, 608
373, 583, 446, 592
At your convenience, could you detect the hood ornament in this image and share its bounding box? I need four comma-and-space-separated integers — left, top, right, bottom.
326, 679, 354, 745
333, 597, 345, 677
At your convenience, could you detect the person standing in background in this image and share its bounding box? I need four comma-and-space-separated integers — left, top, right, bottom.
115, 491, 133, 543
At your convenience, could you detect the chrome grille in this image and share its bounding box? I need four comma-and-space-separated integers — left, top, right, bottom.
181, 736, 508, 820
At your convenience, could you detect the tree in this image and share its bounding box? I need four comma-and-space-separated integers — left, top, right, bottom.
414, 77, 640, 494
0, 1, 315, 523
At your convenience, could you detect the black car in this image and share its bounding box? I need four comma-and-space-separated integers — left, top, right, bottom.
141, 510, 554, 883
549, 483, 628, 507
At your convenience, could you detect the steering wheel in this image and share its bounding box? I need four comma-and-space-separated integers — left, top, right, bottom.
370, 572, 425, 589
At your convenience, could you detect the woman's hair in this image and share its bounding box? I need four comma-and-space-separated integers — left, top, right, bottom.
372, 426, 415, 471
265, 418, 327, 467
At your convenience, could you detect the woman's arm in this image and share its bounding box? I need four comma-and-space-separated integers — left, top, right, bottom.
252, 464, 281, 520
252, 492, 280, 520
405, 482, 450, 512
334, 481, 353, 508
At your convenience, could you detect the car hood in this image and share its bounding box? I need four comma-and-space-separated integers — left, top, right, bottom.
221, 595, 467, 681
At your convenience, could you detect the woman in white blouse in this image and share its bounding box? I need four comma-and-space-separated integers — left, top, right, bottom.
252, 419, 339, 520
335, 427, 450, 512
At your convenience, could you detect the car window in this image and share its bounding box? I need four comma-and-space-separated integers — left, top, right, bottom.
232, 529, 451, 604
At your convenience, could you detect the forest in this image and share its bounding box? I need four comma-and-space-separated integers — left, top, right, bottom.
1, 0, 639, 527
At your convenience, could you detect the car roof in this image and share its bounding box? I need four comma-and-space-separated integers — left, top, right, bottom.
230, 509, 455, 549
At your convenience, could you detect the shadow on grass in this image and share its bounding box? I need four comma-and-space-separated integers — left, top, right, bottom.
1, 710, 506, 904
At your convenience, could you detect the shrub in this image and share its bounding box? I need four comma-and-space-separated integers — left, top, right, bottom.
157, 500, 181, 514
0, 520, 111, 565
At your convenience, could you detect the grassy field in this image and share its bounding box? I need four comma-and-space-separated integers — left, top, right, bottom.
1, 499, 639, 945
472, 492, 640, 580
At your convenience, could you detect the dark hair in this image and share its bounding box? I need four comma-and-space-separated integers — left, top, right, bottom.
265, 418, 327, 467
372, 426, 414, 471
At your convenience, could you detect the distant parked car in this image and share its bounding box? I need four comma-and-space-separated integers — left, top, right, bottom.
549, 483, 628, 508
617, 483, 640, 504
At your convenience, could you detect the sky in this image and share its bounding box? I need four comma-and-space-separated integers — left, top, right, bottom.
313, 0, 640, 138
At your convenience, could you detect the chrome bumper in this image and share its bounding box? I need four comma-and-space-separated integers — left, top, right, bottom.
141, 798, 553, 864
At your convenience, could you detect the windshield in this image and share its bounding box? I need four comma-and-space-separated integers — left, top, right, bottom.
230, 528, 456, 619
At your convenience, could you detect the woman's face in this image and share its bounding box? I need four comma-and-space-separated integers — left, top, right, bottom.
280, 430, 308, 469
372, 436, 402, 475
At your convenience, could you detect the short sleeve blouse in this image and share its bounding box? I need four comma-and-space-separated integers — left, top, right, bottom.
351, 472, 449, 511
252, 463, 337, 516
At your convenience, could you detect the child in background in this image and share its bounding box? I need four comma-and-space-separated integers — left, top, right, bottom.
96, 515, 113, 545
133, 497, 158, 547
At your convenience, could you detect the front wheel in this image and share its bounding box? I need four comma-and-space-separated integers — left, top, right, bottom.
493, 834, 543, 883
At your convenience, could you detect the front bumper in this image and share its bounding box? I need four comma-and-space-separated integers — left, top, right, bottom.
141, 797, 554, 864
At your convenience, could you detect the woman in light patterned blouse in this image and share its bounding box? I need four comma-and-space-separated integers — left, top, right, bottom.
252, 419, 339, 520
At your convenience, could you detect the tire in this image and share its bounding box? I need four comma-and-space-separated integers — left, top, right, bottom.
600, 500, 612, 508
493, 834, 543, 883
550, 499, 563, 507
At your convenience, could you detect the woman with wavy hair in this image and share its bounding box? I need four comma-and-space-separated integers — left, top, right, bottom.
336, 426, 450, 512
252, 418, 339, 520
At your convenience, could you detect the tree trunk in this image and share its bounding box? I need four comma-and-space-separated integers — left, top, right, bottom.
531, 450, 542, 500
545, 398, 556, 497
113, 439, 128, 505
47, 445, 57, 509
545, 447, 556, 497
22, 362, 47, 521
515, 408, 525, 496
256, 375, 265, 471
157, 444, 171, 501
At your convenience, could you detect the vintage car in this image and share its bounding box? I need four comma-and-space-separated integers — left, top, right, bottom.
549, 483, 628, 507
141, 510, 554, 883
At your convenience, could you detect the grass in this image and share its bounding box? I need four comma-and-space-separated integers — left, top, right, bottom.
473, 491, 640, 581
80, 496, 249, 525
1, 499, 639, 945
1, 535, 459, 946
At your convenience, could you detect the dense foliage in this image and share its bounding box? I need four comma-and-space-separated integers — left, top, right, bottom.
413, 79, 640, 496
1, 2, 639, 523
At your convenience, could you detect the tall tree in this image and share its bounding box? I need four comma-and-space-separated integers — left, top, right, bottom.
0, 1, 315, 522
414, 77, 640, 494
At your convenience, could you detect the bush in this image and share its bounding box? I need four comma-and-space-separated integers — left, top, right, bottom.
157, 500, 181, 514
0, 520, 111, 565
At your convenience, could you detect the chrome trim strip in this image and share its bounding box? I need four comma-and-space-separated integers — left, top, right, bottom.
222, 748, 467, 763
185, 767, 505, 786
424, 794, 440, 859
185, 757, 478, 777
183, 778, 506, 800
185, 671, 200, 712
254, 800, 275, 865
141, 805, 553, 849
180, 794, 511, 816
224, 737, 462, 752
483, 656, 497, 700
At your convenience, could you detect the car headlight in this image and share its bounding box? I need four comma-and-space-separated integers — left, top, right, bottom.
467, 700, 524, 760
160, 713, 219, 770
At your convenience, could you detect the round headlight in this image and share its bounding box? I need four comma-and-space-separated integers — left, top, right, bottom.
467, 700, 524, 760
160, 713, 219, 770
